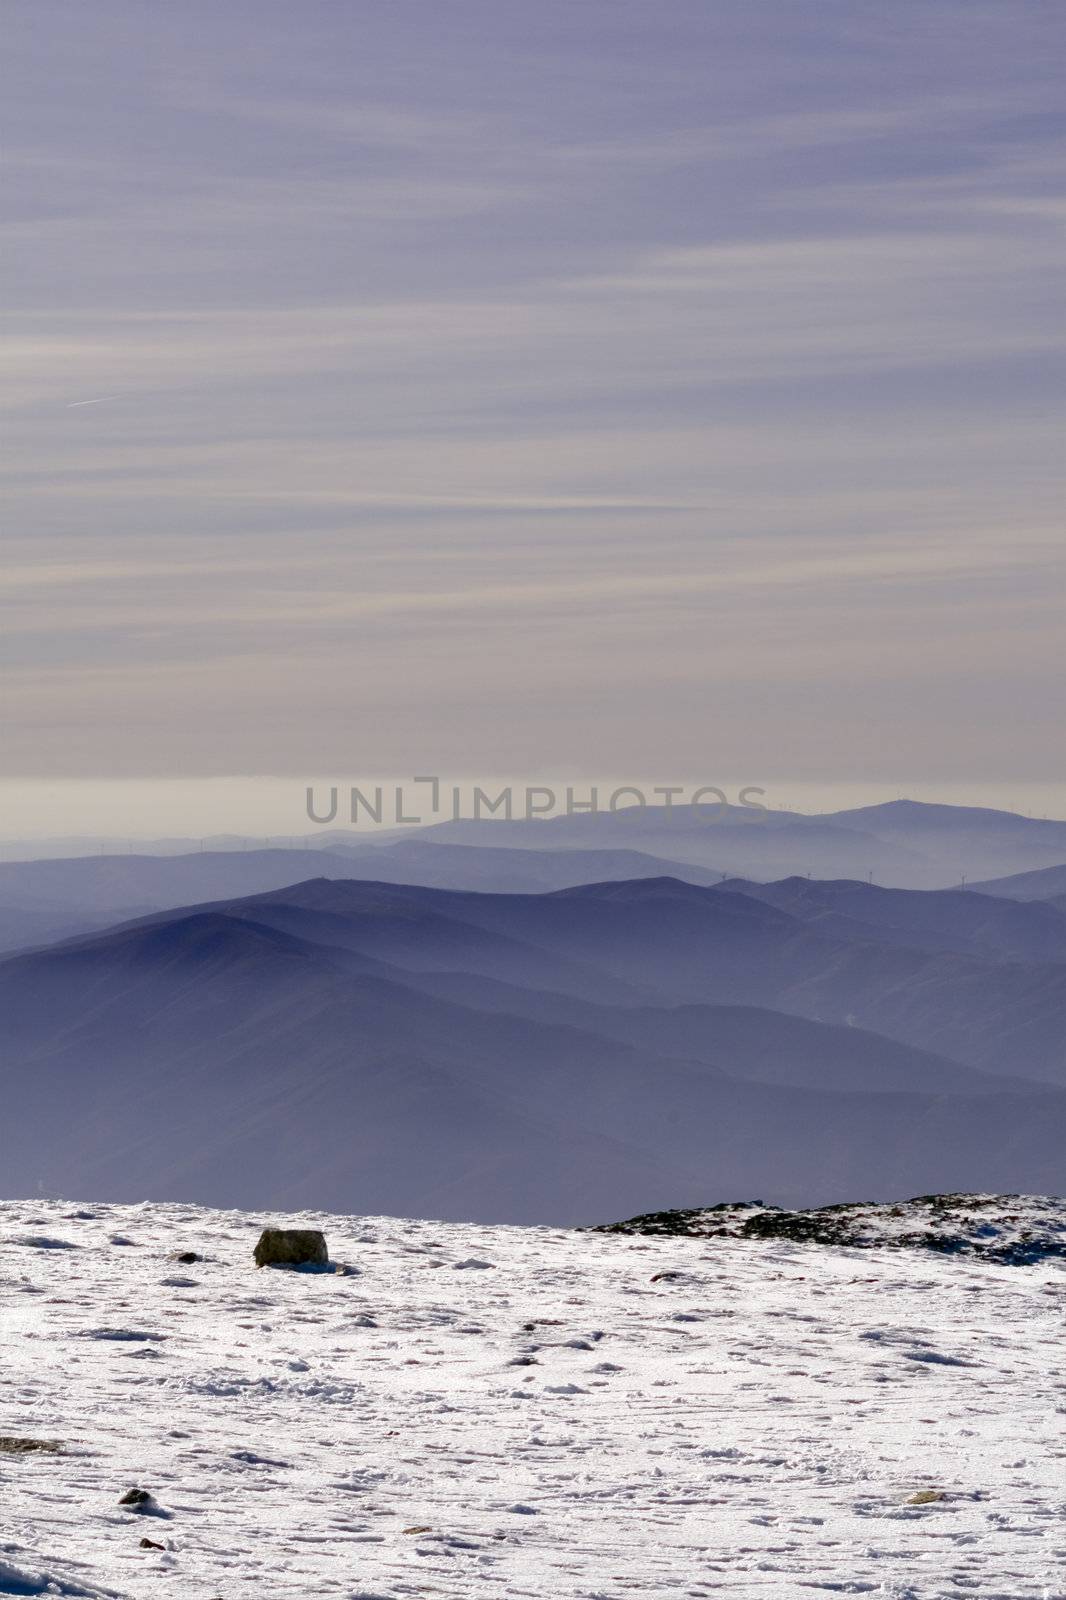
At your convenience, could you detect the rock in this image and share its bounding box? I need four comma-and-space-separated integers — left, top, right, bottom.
118, 1487, 169, 1518
0, 1436, 63, 1454
253, 1227, 328, 1268
173, 1250, 200, 1264
906, 1489, 947, 1504
118, 1488, 154, 1507
139, 1537, 165, 1550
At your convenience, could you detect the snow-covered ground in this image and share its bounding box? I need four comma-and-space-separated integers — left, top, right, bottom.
1, 1198, 1063, 1599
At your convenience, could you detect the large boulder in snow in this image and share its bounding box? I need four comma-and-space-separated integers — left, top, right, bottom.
253, 1228, 328, 1268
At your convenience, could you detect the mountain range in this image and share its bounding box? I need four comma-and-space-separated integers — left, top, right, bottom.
4, 800, 1066, 961
1, 837, 1063, 1221
379, 797, 1066, 887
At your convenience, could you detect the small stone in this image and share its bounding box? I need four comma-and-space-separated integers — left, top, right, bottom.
403, 1525, 433, 1535
253, 1228, 328, 1268
139, 1537, 165, 1550
173, 1251, 200, 1264
906, 1489, 947, 1504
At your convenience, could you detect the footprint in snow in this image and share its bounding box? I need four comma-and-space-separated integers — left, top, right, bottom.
903, 1349, 973, 1367
77, 1329, 166, 1342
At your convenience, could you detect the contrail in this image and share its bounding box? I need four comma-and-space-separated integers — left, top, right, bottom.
66, 396, 120, 408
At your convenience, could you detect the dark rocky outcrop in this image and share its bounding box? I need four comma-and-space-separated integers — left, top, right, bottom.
592, 1193, 1066, 1265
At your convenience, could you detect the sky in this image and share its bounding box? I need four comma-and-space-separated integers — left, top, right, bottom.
4, 0, 1065, 835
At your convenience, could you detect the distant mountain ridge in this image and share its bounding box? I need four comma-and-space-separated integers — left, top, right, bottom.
715, 875, 1066, 963
966, 862, 1066, 901
408, 799, 1066, 888
0, 842, 729, 956
3, 802, 1066, 917
1, 868, 1063, 1222
13, 873, 1066, 1080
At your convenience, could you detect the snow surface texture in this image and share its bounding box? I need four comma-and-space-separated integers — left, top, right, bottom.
1, 1199, 1063, 1599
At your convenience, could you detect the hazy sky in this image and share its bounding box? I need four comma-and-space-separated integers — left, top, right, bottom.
4, 1, 1065, 831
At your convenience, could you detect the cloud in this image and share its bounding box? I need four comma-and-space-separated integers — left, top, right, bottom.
2, 0, 1064, 793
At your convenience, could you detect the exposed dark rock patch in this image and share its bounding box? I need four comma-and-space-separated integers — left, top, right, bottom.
591, 1193, 1066, 1265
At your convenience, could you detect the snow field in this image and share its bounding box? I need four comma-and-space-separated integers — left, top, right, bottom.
1, 1199, 1063, 1599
